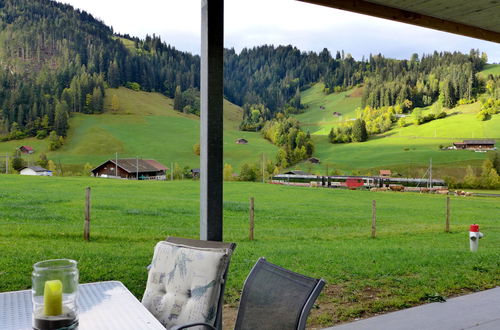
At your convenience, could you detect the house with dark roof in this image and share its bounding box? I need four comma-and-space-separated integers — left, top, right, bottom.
453, 140, 495, 150
307, 157, 320, 164
235, 138, 248, 144
19, 146, 34, 154
284, 170, 311, 175
20, 166, 52, 176
90, 159, 168, 180
191, 168, 200, 178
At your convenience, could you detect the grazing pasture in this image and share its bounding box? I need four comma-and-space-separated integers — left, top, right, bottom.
1, 175, 499, 326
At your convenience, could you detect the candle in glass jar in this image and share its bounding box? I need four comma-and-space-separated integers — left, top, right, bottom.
43, 279, 63, 316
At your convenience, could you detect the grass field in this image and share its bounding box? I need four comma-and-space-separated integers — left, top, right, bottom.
1, 64, 498, 177
478, 64, 500, 77
293, 86, 500, 174
0, 175, 499, 327
0, 87, 277, 172
296, 83, 362, 134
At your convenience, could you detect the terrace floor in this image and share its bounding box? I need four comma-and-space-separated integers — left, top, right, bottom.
326, 286, 500, 330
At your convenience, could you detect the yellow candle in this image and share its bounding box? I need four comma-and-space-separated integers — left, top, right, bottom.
43, 280, 63, 316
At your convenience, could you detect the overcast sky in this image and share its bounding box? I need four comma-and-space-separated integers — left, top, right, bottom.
57, 0, 499, 62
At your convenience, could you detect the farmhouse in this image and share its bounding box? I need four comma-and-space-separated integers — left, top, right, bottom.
453, 140, 496, 150
284, 170, 310, 175
191, 168, 200, 178
19, 146, 34, 154
91, 159, 168, 180
379, 170, 392, 177
235, 138, 248, 144
20, 166, 52, 176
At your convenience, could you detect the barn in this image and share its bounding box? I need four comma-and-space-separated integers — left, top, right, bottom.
453, 140, 496, 150
19, 146, 34, 154
20, 166, 52, 176
90, 159, 168, 180
235, 138, 248, 144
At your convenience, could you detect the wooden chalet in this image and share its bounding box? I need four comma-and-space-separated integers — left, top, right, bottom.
284, 170, 311, 175
191, 168, 200, 178
235, 138, 248, 144
19, 146, 34, 154
379, 170, 392, 177
91, 159, 168, 180
453, 140, 496, 150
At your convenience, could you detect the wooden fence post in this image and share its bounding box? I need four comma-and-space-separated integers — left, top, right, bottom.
249, 197, 255, 241
84, 187, 91, 241
445, 196, 450, 233
371, 200, 376, 238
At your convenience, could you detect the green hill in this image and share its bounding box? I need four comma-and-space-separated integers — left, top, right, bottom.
292, 79, 499, 176
478, 64, 500, 77
296, 83, 362, 135
0, 87, 277, 173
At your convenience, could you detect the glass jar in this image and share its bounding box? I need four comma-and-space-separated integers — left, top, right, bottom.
32, 259, 79, 330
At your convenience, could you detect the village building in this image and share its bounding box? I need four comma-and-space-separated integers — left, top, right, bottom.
191, 168, 200, 178
379, 170, 392, 177
19, 146, 34, 154
453, 140, 496, 150
284, 170, 311, 175
90, 159, 168, 180
20, 166, 52, 176
307, 157, 321, 164
235, 138, 248, 144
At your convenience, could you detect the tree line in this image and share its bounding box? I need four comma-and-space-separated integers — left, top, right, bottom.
0, 0, 493, 149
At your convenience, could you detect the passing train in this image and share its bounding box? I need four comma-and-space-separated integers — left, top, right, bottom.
271, 174, 446, 189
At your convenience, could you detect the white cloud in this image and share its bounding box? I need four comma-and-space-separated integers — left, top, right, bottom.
57, 0, 500, 62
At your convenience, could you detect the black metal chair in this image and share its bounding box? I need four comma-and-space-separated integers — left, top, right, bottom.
175, 257, 325, 330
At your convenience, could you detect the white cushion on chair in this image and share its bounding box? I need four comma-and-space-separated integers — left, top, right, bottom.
142, 241, 230, 329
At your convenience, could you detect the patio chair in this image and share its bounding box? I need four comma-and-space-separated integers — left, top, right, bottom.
142, 236, 236, 330
174, 257, 326, 330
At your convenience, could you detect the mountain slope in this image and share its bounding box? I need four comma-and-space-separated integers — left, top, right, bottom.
0, 87, 277, 172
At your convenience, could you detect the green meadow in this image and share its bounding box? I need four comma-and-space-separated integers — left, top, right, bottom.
478, 63, 500, 77
296, 83, 362, 134
0, 65, 498, 177
293, 84, 499, 174
0, 176, 499, 326
0, 87, 277, 171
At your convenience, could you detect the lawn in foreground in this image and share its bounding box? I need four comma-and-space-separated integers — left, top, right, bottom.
0, 176, 499, 326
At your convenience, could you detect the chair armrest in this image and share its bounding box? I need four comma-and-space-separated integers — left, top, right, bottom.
170, 322, 217, 330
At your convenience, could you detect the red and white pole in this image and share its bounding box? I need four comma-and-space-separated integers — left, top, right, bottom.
469, 224, 484, 252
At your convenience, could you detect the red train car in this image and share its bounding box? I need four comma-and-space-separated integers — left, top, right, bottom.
345, 177, 365, 189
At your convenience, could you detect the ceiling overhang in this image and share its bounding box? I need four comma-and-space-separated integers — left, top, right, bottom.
298, 0, 500, 43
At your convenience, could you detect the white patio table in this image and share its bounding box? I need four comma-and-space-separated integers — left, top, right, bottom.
0, 281, 165, 330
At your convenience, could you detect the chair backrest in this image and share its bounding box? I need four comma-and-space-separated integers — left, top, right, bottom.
234, 258, 325, 330
142, 237, 236, 329
165, 237, 236, 329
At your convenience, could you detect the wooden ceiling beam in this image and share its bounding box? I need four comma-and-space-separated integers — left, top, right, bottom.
298, 0, 500, 43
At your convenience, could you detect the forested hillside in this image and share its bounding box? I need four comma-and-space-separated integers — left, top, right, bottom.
0, 0, 496, 154
0, 0, 199, 143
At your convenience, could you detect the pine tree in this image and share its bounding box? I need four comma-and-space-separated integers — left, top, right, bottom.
174, 85, 182, 111
54, 101, 69, 136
